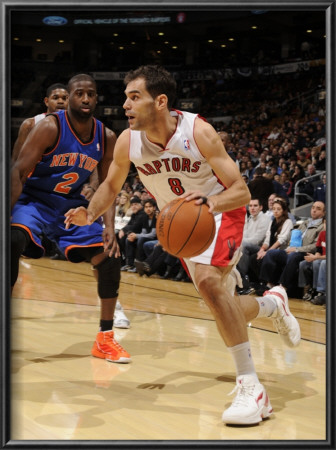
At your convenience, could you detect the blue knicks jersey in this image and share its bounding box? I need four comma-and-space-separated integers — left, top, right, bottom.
22, 110, 105, 213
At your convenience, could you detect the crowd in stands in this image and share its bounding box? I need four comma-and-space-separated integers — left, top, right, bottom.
11, 60, 327, 303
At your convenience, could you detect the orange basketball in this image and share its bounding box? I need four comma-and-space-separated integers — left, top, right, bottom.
156, 198, 216, 258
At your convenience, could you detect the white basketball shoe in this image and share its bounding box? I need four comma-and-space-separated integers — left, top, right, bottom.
222, 375, 273, 425
113, 300, 130, 329
264, 285, 301, 347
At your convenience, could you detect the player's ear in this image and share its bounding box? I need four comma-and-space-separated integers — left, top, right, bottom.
43, 97, 49, 108
156, 94, 168, 110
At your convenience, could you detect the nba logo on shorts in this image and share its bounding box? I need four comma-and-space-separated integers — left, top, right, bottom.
96, 143, 100, 151
184, 139, 190, 150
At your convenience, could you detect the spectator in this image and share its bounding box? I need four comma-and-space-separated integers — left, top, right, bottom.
259, 201, 325, 296
248, 167, 275, 212
118, 197, 146, 270
247, 198, 293, 294
314, 148, 326, 171
135, 243, 182, 279
236, 198, 271, 294
123, 198, 158, 272
115, 190, 132, 218
297, 151, 311, 171
298, 218, 326, 304
265, 194, 296, 225
279, 171, 293, 197
305, 163, 317, 178
313, 173, 326, 204
290, 164, 305, 189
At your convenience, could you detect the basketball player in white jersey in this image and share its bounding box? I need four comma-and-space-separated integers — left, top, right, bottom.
64, 65, 301, 425
11, 82, 130, 328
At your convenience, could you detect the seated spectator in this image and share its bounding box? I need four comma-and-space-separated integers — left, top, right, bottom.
247, 198, 293, 295
313, 173, 326, 204
298, 218, 326, 305
258, 201, 325, 297
289, 164, 305, 194
134, 243, 189, 281
265, 194, 296, 225
297, 150, 311, 171
236, 198, 271, 293
305, 163, 317, 178
279, 171, 293, 197
116, 190, 132, 218
313, 148, 326, 171
122, 198, 158, 272
118, 197, 146, 269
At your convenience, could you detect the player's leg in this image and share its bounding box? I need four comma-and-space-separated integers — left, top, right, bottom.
11, 199, 49, 291
59, 219, 131, 363
11, 227, 31, 290
193, 263, 272, 425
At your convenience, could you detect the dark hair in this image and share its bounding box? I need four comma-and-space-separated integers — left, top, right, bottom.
46, 83, 68, 97
130, 196, 142, 204
67, 74, 97, 92
273, 198, 289, 232
144, 198, 157, 208
255, 167, 265, 176
250, 197, 262, 205
124, 65, 177, 108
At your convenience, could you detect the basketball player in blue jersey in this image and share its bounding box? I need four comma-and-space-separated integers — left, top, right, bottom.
64, 66, 301, 425
11, 74, 131, 363
11, 82, 130, 327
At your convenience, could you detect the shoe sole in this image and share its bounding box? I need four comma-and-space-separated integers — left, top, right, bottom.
92, 353, 131, 363
114, 321, 130, 329
222, 404, 273, 425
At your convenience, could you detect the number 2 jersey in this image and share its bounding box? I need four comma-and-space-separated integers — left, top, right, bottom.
22, 109, 105, 214
128, 109, 246, 267
11, 110, 106, 260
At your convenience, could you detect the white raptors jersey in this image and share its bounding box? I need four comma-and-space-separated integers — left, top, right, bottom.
129, 110, 224, 211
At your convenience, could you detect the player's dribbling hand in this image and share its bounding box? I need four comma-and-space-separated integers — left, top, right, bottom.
180, 190, 215, 213
64, 207, 92, 228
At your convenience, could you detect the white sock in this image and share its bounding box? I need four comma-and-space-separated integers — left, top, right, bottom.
228, 342, 259, 381
255, 295, 277, 318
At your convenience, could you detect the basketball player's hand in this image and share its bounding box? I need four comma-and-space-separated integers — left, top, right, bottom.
180, 190, 215, 212
103, 226, 120, 257
64, 207, 93, 228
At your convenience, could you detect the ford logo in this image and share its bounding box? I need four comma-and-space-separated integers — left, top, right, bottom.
42, 16, 68, 26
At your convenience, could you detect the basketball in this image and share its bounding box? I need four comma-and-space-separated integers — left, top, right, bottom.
156, 198, 216, 258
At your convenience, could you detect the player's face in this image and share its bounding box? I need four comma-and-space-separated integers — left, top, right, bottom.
123, 77, 156, 130
68, 80, 98, 119
45, 89, 69, 113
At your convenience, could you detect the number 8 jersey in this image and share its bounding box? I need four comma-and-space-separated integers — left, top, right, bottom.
128, 110, 224, 211
22, 110, 105, 213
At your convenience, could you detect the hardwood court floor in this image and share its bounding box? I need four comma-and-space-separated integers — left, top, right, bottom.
10, 257, 326, 442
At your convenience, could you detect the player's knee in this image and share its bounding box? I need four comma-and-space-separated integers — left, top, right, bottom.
94, 256, 121, 299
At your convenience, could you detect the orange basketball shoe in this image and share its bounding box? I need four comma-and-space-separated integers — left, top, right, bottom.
92, 331, 131, 363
